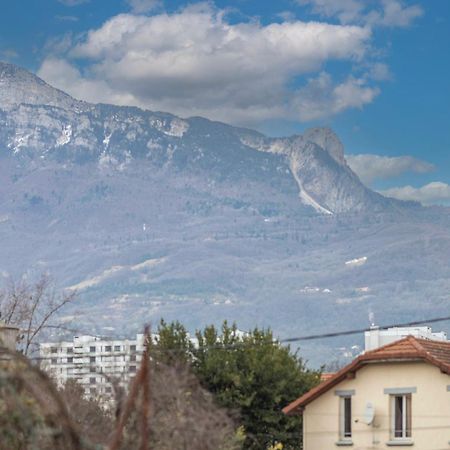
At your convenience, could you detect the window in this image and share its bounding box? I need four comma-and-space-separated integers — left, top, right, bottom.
90, 366, 96, 373
335, 390, 354, 442
105, 386, 112, 394
89, 346, 96, 353
129, 365, 136, 373
51, 358, 57, 365
105, 345, 112, 352
391, 394, 411, 439
90, 388, 97, 395
67, 357, 73, 363
90, 356, 96, 363
90, 377, 96, 384
50, 347, 58, 354
339, 396, 352, 440
130, 355, 136, 362
114, 345, 121, 352
130, 345, 136, 352
67, 347, 73, 354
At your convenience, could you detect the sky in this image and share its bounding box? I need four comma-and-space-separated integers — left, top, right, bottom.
0, 0, 449, 205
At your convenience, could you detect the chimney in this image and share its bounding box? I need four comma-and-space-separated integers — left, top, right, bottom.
0, 321, 20, 353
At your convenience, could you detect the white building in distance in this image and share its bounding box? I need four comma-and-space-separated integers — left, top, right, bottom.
39, 334, 146, 400
364, 326, 447, 351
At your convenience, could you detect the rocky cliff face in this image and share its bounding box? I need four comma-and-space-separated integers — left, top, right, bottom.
0, 61, 397, 215
0, 62, 81, 111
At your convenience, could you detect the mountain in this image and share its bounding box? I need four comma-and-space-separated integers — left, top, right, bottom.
1, 61, 449, 366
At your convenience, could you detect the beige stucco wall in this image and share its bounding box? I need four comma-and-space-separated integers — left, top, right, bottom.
303, 361, 450, 450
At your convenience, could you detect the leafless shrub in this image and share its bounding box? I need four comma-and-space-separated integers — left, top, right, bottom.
59, 379, 114, 446
0, 349, 85, 450
0, 331, 240, 450
119, 361, 241, 450
0, 274, 76, 354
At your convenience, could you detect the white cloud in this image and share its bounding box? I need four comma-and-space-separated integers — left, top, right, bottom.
55, 15, 79, 22
377, 0, 423, 27
298, 0, 364, 24
38, 5, 374, 124
126, 0, 161, 14
293, 72, 379, 121
299, 0, 423, 27
367, 62, 392, 81
38, 58, 137, 106
380, 182, 450, 206
0, 49, 19, 60
57, 0, 89, 6
347, 154, 434, 185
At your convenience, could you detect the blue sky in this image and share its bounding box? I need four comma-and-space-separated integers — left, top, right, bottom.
0, 0, 449, 204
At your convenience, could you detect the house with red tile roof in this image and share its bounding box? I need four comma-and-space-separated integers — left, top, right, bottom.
283, 336, 450, 449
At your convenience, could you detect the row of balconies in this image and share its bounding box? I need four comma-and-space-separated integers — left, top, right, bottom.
46, 344, 142, 355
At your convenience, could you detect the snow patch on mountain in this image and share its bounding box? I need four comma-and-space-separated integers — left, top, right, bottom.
103, 133, 112, 149
345, 256, 368, 267
56, 124, 72, 147
149, 116, 189, 137
300, 286, 332, 294
67, 257, 166, 291
8, 132, 31, 154
290, 154, 334, 215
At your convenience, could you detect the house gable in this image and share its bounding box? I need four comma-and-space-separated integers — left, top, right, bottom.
283, 336, 450, 415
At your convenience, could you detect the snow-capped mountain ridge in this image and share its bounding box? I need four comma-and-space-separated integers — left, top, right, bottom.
0, 60, 396, 215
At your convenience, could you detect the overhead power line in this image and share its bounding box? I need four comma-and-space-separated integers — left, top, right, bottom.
28, 314, 450, 360
280, 315, 450, 344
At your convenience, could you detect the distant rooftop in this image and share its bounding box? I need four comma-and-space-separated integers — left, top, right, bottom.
364, 325, 447, 351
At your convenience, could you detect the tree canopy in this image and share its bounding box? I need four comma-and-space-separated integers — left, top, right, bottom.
152, 320, 321, 450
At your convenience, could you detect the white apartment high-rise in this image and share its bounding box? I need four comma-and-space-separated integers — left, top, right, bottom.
39, 334, 146, 400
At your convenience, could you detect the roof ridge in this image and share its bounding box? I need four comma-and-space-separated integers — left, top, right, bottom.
407, 335, 426, 351
365, 335, 414, 354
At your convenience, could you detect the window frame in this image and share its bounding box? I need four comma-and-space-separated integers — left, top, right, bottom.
339, 395, 352, 441
335, 389, 355, 444
390, 394, 412, 440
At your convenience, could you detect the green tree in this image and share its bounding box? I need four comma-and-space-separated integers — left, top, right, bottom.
151, 319, 194, 366
152, 320, 321, 450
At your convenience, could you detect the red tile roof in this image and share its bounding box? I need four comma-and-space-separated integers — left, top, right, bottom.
283, 336, 450, 415
320, 372, 335, 382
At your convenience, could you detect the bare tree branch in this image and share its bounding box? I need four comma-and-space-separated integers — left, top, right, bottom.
0, 273, 77, 355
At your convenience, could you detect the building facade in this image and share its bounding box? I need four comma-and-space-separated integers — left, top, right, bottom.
284, 336, 450, 450
40, 334, 146, 400
365, 325, 447, 351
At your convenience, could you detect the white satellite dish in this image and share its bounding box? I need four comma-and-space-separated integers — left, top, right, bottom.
363, 402, 375, 425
